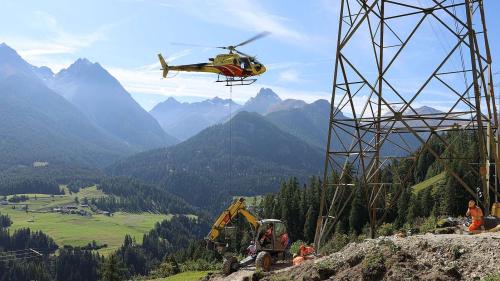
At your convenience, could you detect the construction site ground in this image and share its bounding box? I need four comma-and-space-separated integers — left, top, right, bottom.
206, 232, 500, 281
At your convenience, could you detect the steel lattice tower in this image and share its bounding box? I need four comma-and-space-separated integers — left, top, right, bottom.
314, 0, 499, 248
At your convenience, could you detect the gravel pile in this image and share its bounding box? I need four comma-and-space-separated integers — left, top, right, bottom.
259, 233, 500, 281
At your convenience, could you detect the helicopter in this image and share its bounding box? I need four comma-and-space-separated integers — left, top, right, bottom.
158, 32, 269, 86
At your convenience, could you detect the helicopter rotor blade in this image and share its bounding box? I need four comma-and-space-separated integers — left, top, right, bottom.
234, 31, 270, 48
234, 49, 254, 58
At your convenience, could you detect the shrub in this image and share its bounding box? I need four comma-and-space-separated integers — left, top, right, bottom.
377, 223, 395, 237
149, 261, 179, 278
178, 259, 220, 272
419, 216, 437, 233
321, 233, 349, 255
289, 240, 306, 255
362, 253, 386, 280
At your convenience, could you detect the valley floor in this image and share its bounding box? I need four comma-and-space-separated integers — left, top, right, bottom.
0, 187, 171, 255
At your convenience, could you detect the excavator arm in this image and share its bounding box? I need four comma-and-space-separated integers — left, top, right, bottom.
206, 197, 259, 241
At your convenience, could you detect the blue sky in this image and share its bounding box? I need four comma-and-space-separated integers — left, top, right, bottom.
0, 0, 499, 110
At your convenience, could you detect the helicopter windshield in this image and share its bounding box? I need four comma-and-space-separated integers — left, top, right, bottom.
240, 57, 251, 70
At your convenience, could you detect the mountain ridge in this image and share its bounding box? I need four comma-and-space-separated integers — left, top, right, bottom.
150, 95, 241, 141
106, 111, 324, 209
47, 57, 177, 150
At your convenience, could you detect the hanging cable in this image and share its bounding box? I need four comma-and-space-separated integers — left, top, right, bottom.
229, 85, 233, 195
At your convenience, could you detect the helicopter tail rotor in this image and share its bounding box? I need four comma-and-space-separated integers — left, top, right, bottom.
158, 53, 169, 78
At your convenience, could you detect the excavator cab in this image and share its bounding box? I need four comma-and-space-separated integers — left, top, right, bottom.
256, 219, 289, 252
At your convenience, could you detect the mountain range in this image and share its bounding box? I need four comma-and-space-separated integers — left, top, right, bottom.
0, 42, 444, 210
0, 43, 175, 170
107, 111, 324, 209
149, 88, 310, 141
47, 59, 177, 150
0, 43, 131, 169
150, 96, 241, 141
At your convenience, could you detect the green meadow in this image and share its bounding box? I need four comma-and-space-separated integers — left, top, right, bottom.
0, 186, 170, 255
146, 271, 213, 281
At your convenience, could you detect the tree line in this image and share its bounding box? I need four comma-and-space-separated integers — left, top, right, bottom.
92, 177, 195, 215
0, 179, 62, 196
257, 131, 487, 248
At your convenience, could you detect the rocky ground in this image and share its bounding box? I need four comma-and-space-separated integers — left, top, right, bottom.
207, 233, 500, 281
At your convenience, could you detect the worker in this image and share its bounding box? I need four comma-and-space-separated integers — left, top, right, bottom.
292, 254, 304, 266
280, 232, 290, 248
259, 223, 273, 246
466, 200, 484, 232
293, 244, 316, 266
299, 244, 315, 257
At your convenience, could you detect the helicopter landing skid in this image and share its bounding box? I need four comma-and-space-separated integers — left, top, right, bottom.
216, 75, 257, 86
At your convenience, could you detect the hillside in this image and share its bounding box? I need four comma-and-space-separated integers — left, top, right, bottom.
266, 98, 307, 114
150, 96, 241, 141
257, 233, 500, 281
106, 111, 324, 209
48, 58, 177, 150
266, 99, 333, 149
0, 44, 137, 169
0, 74, 130, 169
206, 233, 500, 281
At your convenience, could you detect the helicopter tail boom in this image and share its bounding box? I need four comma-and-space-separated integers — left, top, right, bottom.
158, 54, 169, 78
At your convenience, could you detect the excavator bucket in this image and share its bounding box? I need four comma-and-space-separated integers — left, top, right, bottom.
158, 53, 169, 78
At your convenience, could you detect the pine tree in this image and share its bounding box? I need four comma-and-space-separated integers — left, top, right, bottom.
349, 185, 367, 234
419, 187, 434, 217
303, 206, 316, 243
395, 187, 410, 228
406, 193, 421, 223
100, 254, 125, 281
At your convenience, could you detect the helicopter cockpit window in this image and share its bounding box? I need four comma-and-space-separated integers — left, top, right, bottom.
240, 58, 251, 70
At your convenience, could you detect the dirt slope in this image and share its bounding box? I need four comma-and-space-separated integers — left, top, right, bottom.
207, 233, 500, 281
262, 233, 500, 281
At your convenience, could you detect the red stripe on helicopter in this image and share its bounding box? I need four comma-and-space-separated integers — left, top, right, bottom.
214, 65, 245, 77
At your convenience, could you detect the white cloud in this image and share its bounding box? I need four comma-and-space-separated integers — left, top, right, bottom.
1, 11, 113, 71
218, 0, 305, 42
278, 69, 301, 83
161, 0, 309, 44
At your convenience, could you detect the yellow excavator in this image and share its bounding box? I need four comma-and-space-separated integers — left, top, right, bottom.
206, 197, 290, 275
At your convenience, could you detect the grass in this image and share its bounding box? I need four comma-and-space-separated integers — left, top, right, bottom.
411, 172, 446, 194
146, 271, 213, 281
485, 273, 500, 281
0, 186, 171, 255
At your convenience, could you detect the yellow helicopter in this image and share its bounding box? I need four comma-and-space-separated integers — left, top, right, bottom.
158, 32, 269, 86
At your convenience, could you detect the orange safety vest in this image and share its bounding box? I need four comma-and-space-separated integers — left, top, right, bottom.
293, 256, 305, 266
299, 245, 315, 257
469, 206, 484, 224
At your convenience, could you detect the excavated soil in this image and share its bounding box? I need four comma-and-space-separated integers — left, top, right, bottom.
207, 233, 500, 281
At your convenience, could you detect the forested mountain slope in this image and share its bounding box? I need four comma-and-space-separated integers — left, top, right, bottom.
107, 111, 324, 209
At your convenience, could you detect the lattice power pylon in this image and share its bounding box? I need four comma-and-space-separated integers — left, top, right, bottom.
315, 0, 499, 248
